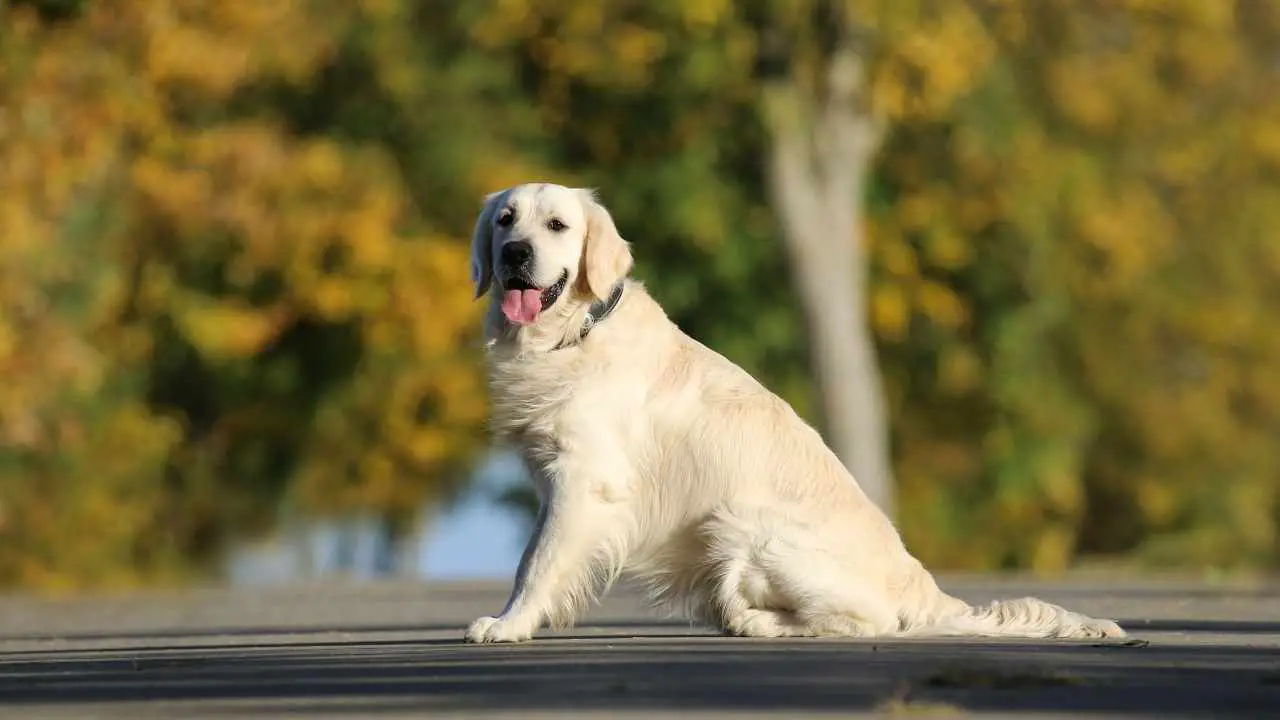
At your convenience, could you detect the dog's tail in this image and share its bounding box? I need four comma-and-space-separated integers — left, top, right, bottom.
897, 569, 1126, 640
916, 596, 1125, 639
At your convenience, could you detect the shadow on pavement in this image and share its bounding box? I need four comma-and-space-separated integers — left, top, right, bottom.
2, 629, 1278, 716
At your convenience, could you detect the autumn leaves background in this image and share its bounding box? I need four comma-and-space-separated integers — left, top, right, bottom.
2, 0, 1278, 591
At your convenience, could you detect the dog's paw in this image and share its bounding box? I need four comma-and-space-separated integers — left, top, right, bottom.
465, 616, 534, 644
1061, 613, 1127, 640
1087, 617, 1127, 639
724, 608, 803, 638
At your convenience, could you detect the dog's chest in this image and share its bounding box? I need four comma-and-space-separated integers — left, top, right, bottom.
486, 355, 582, 446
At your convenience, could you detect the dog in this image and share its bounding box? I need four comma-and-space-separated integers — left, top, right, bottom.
464, 182, 1125, 643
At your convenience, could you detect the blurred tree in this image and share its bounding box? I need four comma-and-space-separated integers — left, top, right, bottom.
754, 3, 896, 514
754, 0, 995, 517
999, 0, 1280, 571
0, 0, 188, 589
0, 0, 517, 589
878, 0, 1280, 572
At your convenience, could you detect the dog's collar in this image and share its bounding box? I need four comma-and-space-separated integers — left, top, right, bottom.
553, 281, 626, 351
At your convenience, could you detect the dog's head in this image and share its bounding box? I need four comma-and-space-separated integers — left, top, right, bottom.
470, 183, 632, 327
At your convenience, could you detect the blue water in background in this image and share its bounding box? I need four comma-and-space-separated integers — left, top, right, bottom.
227, 450, 529, 586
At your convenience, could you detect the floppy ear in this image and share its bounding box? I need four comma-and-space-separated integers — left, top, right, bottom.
576, 189, 634, 301
470, 190, 505, 299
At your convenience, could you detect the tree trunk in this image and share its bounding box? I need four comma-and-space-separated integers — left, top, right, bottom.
761, 45, 896, 517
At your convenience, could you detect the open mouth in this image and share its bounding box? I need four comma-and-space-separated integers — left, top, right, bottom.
504, 269, 568, 310
500, 269, 569, 325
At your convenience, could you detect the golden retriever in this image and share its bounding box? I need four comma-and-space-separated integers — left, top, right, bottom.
464, 182, 1125, 643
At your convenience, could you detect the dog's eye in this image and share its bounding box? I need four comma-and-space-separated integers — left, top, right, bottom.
497, 210, 514, 227
547, 218, 567, 232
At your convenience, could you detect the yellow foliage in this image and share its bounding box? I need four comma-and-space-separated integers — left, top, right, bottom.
680, 0, 733, 31
170, 294, 289, 360
1074, 184, 1173, 292
1030, 525, 1075, 574
872, 4, 995, 121
873, 228, 920, 278
1136, 477, 1179, 526
924, 228, 971, 271
0, 0, 491, 589
878, 0, 1280, 573
871, 285, 910, 341
936, 345, 981, 395
1247, 118, 1280, 170
915, 280, 968, 330
1044, 57, 1118, 133
142, 0, 349, 95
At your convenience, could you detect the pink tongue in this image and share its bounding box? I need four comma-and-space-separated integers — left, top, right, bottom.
501, 289, 543, 325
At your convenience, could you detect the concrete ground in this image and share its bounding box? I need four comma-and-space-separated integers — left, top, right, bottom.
1, 576, 1278, 718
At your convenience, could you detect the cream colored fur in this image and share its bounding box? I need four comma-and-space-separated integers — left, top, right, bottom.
464, 182, 1125, 643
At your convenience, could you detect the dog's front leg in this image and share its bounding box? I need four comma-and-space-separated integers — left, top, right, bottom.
465, 485, 623, 643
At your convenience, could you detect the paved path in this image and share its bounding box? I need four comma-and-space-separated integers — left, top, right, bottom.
1, 576, 1278, 718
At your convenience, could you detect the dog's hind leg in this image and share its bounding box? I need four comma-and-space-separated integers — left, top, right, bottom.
708, 552, 812, 637
701, 522, 818, 638
767, 561, 901, 638
704, 507, 901, 639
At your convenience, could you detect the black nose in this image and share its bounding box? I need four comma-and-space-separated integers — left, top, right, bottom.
501, 241, 533, 268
